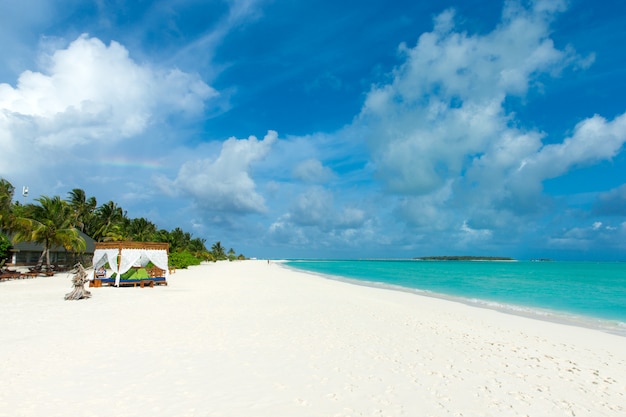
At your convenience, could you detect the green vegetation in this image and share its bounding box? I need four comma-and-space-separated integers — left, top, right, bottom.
0, 232, 11, 264
0, 179, 17, 238
415, 256, 515, 261
169, 251, 202, 269
0, 178, 246, 268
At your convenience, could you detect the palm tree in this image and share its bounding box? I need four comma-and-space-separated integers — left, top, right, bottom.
101, 224, 127, 242
1, 179, 18, 264
13, 196, 86, 269
127, 217, 157, 242
188, 237, 208, 255
168, 227, 191, 252
211, 241, 226, 260
0, 178, 16, 232
154, 229, 172, 244
66, 188, 97, 234
93, 201, 125, 241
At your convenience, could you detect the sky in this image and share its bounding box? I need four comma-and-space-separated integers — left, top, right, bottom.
1, 0, 626, 260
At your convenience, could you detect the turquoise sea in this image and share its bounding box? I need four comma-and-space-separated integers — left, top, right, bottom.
284, 260, 626, 336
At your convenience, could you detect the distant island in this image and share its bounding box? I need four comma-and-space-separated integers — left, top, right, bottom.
415, 256, 516, 261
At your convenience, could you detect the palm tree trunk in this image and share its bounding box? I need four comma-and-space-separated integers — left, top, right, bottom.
36, 250, 45, 269
45, 245, 51, 269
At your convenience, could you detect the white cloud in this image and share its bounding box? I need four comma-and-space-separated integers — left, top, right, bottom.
354, 0, 624, 240
267, 185, 370, 249
463, 112, 626, 217
359, 2, 578, 194
0, 34, 216, 176
293, 158, 335, 183
395, 181, 454, 229
518, 113, 626, 181
459, 220, 492, 245
288, 187, 334, 227
285, 186, 367, 230
163, 130, 277, 214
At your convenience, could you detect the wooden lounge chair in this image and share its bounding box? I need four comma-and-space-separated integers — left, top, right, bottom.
27, 266, 54, 277
0, 270, 22, 280
147, 267, 168, 286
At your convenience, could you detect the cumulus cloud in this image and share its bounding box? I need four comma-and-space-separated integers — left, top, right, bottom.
288, 187, 335, 226
518, 114, 626, 180
459, 112, 626, 219
293, 158, 335, 183
279, 187, 365, 229
395, 182, 454, 230
360, 2, 576, 193
0, 34, 216, 176
356, 0, 625, 236
459, 220, 492, 242
268, 186, 369, 248
162, 131, 277, 214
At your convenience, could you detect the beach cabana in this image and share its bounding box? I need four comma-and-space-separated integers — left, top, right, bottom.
92, 242, 169, 287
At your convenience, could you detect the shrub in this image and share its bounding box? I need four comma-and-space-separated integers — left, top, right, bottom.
169, 251, 201, 269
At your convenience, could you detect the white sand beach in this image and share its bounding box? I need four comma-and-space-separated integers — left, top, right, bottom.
1, 260, 625, 416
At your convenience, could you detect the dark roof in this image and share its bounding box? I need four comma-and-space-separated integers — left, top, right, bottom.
11, 230, 96, 253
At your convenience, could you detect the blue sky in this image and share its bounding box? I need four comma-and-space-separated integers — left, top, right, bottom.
1, 0, 626, 260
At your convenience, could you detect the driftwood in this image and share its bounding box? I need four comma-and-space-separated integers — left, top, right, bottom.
64, 263, 92, 300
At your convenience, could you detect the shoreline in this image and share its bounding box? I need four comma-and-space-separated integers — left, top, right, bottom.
280, 262, 626, 337
1, 260, 625, 416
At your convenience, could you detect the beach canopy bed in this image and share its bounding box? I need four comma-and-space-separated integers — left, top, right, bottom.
91, 242, 169, 287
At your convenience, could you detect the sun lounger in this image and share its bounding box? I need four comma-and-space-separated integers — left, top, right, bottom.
0, 271, 22, 281
1, 268, 24, 280
26, 266, 55, 276
92, 277, 166, 287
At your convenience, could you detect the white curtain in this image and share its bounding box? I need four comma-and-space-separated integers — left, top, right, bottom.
144, 249, 169, 279
116, 249, 144, 286
92, 249, 107, 269
115, 248, 169, 285
92, 249, 119, 280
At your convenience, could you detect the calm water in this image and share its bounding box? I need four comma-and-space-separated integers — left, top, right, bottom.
285, 260, 626, 335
